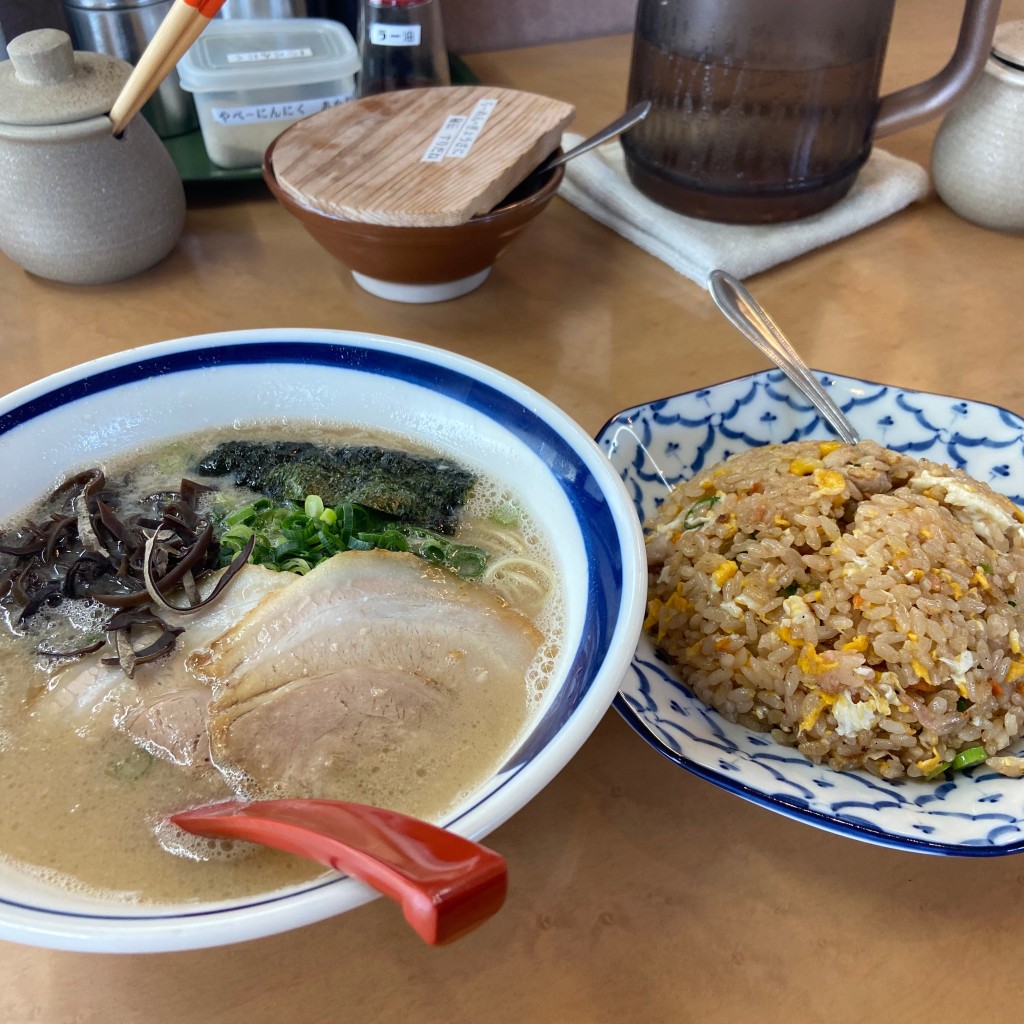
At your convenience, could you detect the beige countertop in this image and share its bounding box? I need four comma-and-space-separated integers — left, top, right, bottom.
3, 1, 1024, 1020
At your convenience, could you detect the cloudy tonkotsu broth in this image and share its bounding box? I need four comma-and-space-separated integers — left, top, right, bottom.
0, 425, 561, 904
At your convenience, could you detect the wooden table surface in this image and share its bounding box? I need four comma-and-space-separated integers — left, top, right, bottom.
3, 2, 1024, 1021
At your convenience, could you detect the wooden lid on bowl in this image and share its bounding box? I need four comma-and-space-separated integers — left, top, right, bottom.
269, 86, 575, 227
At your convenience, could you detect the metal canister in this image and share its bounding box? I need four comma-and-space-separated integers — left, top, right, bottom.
219, 0, 308, 17
61, 0, 198, 137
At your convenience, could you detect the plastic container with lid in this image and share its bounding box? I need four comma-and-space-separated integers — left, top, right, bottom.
177, 17, 359, 168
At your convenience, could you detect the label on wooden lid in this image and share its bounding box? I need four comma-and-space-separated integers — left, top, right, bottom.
269, 85, 575, 226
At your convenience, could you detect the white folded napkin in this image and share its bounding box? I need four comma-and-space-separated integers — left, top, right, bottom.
557, 132, 931, 286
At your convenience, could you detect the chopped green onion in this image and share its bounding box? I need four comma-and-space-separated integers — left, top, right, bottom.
925, 744, 987, 780
446, 547, 489, 577
212, 497, 490, 579
278, 557, 314, 575
956, 697, 970, 712
107, 747, 153, 782
979, 562, 993, 574
491, 503, 520, 528
948, 745, 988, 771
782, 583, 800, 597
683, 495, 720, 531
403, 528, 488, 578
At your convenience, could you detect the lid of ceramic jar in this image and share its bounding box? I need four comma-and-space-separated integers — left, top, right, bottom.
992, 20, 1024, 71
0, 29, 131, 126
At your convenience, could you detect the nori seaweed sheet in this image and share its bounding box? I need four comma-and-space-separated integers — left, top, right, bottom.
194, 441, 476, 534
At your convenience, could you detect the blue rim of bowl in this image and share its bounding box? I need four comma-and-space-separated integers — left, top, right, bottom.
598, 367, 1024, 858
0, 333, 635, 923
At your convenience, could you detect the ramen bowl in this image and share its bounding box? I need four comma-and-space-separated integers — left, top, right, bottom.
263, 138, 565, 304
0, 328, 646, 952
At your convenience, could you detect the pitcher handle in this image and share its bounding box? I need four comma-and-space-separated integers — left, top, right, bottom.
874, 0, 1002, 138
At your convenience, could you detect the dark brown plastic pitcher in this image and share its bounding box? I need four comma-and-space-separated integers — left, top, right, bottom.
623, 0, 1002, 223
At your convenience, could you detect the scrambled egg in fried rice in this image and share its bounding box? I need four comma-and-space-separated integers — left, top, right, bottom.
644, 439, 1024, 781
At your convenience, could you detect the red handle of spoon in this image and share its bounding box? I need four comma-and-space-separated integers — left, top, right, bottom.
170, 799, 507, 946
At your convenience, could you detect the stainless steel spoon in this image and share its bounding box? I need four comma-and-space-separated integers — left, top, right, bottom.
535, 100, 651, 175
495, 101, 651, 208
707, 269, 861, 444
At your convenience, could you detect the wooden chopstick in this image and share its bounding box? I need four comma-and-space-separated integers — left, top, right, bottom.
108, 0, 227, 136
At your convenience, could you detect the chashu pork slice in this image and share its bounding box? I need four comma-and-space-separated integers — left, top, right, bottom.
44, 563, 291, 766
188, 549, 543, 795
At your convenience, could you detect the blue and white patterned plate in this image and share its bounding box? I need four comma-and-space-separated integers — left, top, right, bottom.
597, 369, 1024, 856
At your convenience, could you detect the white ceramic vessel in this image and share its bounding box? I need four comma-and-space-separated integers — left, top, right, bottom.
932, 20, 1024, 233
0, 29, 185, 285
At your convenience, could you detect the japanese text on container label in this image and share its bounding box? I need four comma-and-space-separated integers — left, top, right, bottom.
211, 94, 353, 125
226, 47, 315, 63
368, 23, 422, 46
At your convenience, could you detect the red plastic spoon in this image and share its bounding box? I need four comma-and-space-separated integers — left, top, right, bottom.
170, 799, 507, 945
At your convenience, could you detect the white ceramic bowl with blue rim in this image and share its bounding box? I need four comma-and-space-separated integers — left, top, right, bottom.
0, 328, 646, 952
598, 368, 1024, 857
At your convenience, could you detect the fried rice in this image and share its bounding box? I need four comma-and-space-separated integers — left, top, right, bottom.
643, 439, 1024, 781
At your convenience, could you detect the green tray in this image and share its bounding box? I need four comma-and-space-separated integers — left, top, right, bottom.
164, 53, 480, 184
163, 130, 265, 183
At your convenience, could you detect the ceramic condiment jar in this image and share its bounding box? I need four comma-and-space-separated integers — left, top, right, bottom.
0, 28, 186, 285
932, 21, 1024, 233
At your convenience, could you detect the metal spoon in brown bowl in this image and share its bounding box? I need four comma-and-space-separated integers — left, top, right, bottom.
170, 798, 507, 946
496, 100, 652, 207
524, 100, 652, 182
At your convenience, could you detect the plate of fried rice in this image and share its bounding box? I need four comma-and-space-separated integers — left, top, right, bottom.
598, 369, 1024, 855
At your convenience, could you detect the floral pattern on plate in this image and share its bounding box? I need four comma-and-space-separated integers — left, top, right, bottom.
597, 369, 1024, 855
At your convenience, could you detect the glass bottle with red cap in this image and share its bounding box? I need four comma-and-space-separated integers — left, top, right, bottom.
356, 0, 450, 97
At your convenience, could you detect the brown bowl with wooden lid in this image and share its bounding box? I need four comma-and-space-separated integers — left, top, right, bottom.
262, 86, 573, 303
